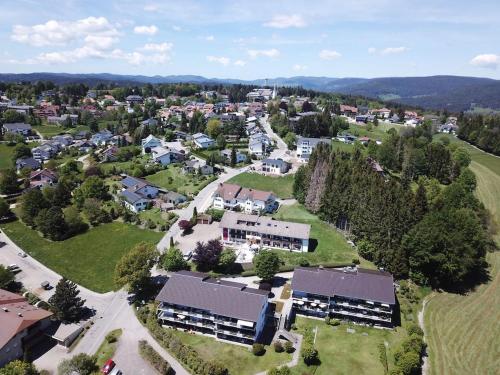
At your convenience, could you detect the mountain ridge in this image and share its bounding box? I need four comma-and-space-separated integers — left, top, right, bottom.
1, 72, 499, 111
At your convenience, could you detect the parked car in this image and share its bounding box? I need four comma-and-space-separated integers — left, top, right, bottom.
40, 281, 51, 290
18, 252, 27, 258
183, 251, 193, 261
109, 367, 122, 375
102, 359, 116, 374
7, 264, 19, 271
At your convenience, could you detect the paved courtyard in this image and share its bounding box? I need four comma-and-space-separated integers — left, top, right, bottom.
176, 222, 220, 254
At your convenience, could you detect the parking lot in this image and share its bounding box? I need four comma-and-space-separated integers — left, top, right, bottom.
176, 222, 221, 254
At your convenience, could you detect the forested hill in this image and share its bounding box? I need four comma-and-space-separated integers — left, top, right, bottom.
1, 73, 500, 111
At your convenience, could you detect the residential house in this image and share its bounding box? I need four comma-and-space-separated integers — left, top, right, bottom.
340, 105, 358, 117
125, 95, 143, 105
291, 267, 395, 327
52, 134, 74, 147
90, 130, 113, 146
141, 134, 163, 154
32, 143, 60, 162
261, 158, 290, 174
212, 183, 277, 214
163, 191, 187, 206
192, 133, 215, 149
220, 211, 310, 252
15, 157, 41, 172
183, 159, 214, 175
370, 108, 391, 119
151, 146, 185, 166
119, 175, 160, 212
141, 118, 158, 127
99, 146, 119, 162
0, 289, 53, 367
221, 149, 246, 164
156, 271, 270, 345
47, 114, 78, 125
29, 169, 58, 189
2, 123, 32, 136
296, 137, 331, 163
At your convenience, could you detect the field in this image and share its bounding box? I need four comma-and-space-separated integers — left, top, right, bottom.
424, 134, 500, 375
145, 165, 216, 196
272, 203, 373, 268
168, 329, 292, 375
227, 172, 295, 199
0, 220, 163, 293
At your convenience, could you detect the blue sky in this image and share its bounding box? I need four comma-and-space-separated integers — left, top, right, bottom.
1, 0, 499, 80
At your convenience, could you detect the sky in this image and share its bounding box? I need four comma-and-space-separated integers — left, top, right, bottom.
1, 0, 499, 80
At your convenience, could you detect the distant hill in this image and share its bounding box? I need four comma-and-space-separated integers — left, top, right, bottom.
1, 72, 499, 111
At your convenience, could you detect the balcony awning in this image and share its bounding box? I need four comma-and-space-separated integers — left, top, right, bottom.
295, 301, 304, 305
176, 314, 186, 319
311, 303, 317, 307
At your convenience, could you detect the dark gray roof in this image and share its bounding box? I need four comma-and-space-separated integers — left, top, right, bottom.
296, 136, 331, 146
3, 123, 32, 131
120, 189, 145, 204
16, 157, 41, 170
262, 158, 288, 167
155, 271, 268, 322
291, 267, 395, 305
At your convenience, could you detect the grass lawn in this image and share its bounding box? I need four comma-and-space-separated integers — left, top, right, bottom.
423, 135, 500, 375
272, 203, 373, 268
139, 208, 177, 228
227, 173, 295, 199
291, 317, 390, 375
145, 165, 215, 196
32, 124, 66, 138
0, 143, 40, 170
0, 220, 163, 293
168, 329, 292, 375
95, 329, 123, 367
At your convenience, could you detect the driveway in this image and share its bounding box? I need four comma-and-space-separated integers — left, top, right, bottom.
176, 222, 220, 255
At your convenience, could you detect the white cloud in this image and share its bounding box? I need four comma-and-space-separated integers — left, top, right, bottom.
172, 25, 182, 32
368, 47, 377, 54
380, 46, 409, 55
142, 42, 173, 52
264, 14, 306, 28
247, 48, 280, 58
293, 64, 307, 71
207, 55, 231, 66
144, 4, 158, 12
11, 17, 119, 47
319, 49, 341, 60
84, 35, 118, 50
205, 35, 215, 41
234, 60, 246, 67
134, 25, 159, 35
470, 54, 500, 69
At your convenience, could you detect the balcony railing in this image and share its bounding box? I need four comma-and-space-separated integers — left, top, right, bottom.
158, 313, 216, 329
331, 309, 392, 323
217, 329, 254, 340
334, 301, 392, 314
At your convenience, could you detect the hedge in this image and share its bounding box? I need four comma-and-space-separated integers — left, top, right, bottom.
143, 307, 228, 375
138, 340, 173, 375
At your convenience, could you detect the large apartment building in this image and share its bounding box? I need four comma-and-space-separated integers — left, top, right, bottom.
219, 211, 311, 252
212, 183, 277, 214
0, 289, 53, 367
156, 271, 270, 345
291, 267, 395, 327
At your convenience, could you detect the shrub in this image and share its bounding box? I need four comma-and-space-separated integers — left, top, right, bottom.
105, 331, 118, 343
284, 341, 294, 353
301, 344, 319, 365
330, 319, 340, 326
273, 341, 284, 353
138, 340, 173, 375
352, 258, 360, 265
407, 324, 424, 338
252, 343, 265, 356
299, 258, 310, 267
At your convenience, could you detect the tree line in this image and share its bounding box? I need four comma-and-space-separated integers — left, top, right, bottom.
293, 138, 493, 288
457, 113, 500, 156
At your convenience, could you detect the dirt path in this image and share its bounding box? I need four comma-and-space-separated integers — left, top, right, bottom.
418, 293, 435, 375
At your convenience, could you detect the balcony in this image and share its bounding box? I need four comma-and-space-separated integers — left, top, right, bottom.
331, 308, 392, 323
334, 301, 392, 315
217, 329, 255, 340
158, 312, 216, 329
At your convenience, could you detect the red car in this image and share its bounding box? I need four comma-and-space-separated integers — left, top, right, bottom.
102, 359, 116, 374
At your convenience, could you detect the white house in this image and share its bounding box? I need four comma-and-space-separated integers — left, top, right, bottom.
121, 175, 159, 199
192, 133, 215, 149
119, 190, 150, 213
221, 149, 247, 164
212, 183, 277, 214
150, 146, 184, 166
141, 134, 162, 154
183, 159, 214, 175
261, 158, 290, 174
296, 137, 331, 163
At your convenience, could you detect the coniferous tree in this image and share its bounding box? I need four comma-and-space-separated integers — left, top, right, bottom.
49, 278, 86, 322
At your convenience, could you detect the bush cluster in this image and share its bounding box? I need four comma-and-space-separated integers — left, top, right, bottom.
391, 324, 425, 375
301, 328, 319, 366
138, 340, 173, 375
